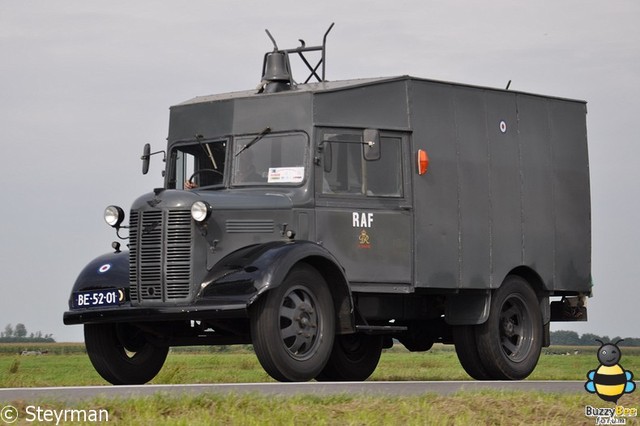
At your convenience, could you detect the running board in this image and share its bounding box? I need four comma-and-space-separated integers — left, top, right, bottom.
355, 325, 407, 334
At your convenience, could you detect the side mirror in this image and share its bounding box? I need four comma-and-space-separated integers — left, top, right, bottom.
141, 143, 151, 175
363, 129, 380, 161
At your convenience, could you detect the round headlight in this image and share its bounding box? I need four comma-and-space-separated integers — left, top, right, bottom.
191, 201, 211, 222
104, 205, 125, 228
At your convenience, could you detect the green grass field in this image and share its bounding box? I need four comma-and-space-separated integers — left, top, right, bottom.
2, 343, 639, 387
2, 344, 639, 425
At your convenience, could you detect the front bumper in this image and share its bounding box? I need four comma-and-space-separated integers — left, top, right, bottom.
63, 301, 248, 325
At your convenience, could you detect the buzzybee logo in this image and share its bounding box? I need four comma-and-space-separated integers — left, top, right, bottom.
585, 339, 636, 403
584, 339, 637, 425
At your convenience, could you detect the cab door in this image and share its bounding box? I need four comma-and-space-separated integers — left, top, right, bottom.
314, 128, 413, 289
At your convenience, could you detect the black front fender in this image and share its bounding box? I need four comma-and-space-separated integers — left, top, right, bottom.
67, 251, 129, 308
198, 240, 355, 333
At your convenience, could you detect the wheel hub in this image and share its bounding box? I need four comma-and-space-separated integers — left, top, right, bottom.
502, 318, 515, 337
498, 296, 534, 362
279, 287, 322, 360
295, 304, 317, 337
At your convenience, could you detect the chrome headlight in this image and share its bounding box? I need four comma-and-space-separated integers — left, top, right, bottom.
191, 201, 212, 222
104, 205, 125, 228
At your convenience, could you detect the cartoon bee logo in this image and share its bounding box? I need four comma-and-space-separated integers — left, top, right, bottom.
585, 339, 636, 403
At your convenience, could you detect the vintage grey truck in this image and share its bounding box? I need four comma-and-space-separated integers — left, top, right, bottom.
64, 26, 591, 384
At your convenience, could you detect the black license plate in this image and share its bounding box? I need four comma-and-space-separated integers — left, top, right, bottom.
73, 288, 125, 308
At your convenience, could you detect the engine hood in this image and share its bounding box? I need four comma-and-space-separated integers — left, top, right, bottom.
130, 189, 293, 211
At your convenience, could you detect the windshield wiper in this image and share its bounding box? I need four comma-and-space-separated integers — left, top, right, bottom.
195, 134, 218, 169
234, 127, 271, 157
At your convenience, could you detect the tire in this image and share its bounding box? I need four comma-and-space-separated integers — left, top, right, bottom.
475, 275, 543, 380
84, 323, 169, 385
250, 264, 335, 382
452, 325, 491, 380
315, 334, 383, 381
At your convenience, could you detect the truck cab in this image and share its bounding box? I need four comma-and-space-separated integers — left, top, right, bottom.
64, 26, 591, 384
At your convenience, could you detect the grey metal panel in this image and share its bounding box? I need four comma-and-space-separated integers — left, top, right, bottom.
233, 93, 312, 134
518, 94, 556, 289
168, 100, 234, 142
315, 208, 412, 283
549, 100, 591, 292
454, 87, 491, 289
485, 90, 522, 287
314, 80, 410, 130
168, 93, 313, 143
411, 82, 460, 288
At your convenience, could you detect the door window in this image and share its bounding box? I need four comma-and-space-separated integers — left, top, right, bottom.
321, 130, 403, 197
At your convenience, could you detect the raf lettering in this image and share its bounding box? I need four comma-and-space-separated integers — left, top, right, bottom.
352, 212, 374, 228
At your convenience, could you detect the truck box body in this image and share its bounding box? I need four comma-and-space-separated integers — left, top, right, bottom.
168, 76, 591, 295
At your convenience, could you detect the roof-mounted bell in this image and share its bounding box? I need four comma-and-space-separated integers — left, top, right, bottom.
260, 51, 293, 93
257, 23, 334, 94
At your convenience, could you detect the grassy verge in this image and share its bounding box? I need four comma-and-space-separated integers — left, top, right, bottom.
6, 391, 640, 425
2, 343, 639, 425
1, 343, 639, 387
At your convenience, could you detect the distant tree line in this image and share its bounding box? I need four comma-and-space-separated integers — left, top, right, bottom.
0, 323, 55, 343
551, 330, 640, 346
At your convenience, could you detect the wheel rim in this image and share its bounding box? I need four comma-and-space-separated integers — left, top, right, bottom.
279, 285, 322, 361
499, 294, 534, 363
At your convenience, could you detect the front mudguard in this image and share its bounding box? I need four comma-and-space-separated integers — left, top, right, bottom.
198, 240, 356, 334
64, 241, 355, 334
67, 251, 130, 309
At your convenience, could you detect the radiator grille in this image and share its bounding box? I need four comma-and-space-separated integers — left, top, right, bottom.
129, 209, 192, 303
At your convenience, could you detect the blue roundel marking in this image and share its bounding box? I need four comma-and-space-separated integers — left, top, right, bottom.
499, 120, 507, 134
98, 264, 111, 273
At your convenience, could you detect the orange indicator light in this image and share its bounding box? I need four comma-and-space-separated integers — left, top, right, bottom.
417, 149, 429, 175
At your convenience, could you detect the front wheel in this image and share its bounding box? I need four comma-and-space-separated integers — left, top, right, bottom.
84, 323, 169, 385
475, 275, 543, 380
250, 264, 335, 382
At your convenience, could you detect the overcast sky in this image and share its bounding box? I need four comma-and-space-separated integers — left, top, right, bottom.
1, 1, 638, 343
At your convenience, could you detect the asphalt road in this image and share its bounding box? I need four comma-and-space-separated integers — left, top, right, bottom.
0, 381, 588, 402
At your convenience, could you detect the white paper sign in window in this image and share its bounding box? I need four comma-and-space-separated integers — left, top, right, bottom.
267, 167, 304, 183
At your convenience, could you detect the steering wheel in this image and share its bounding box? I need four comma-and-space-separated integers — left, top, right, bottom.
188, 169, 223, 185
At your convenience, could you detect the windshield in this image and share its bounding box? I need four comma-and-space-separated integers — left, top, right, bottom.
233, 132, 308, 186
169, 139, 227, 189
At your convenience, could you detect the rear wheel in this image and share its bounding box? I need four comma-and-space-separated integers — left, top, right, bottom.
250, 264, 335, 382
316, 334, 383, 381
452, 325, 491, 380
475, 275, 543, 380
84, 323, 168, 385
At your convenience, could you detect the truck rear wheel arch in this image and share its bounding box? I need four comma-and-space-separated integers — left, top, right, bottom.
445, 266, 550, 327
506, 266, 551, 325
